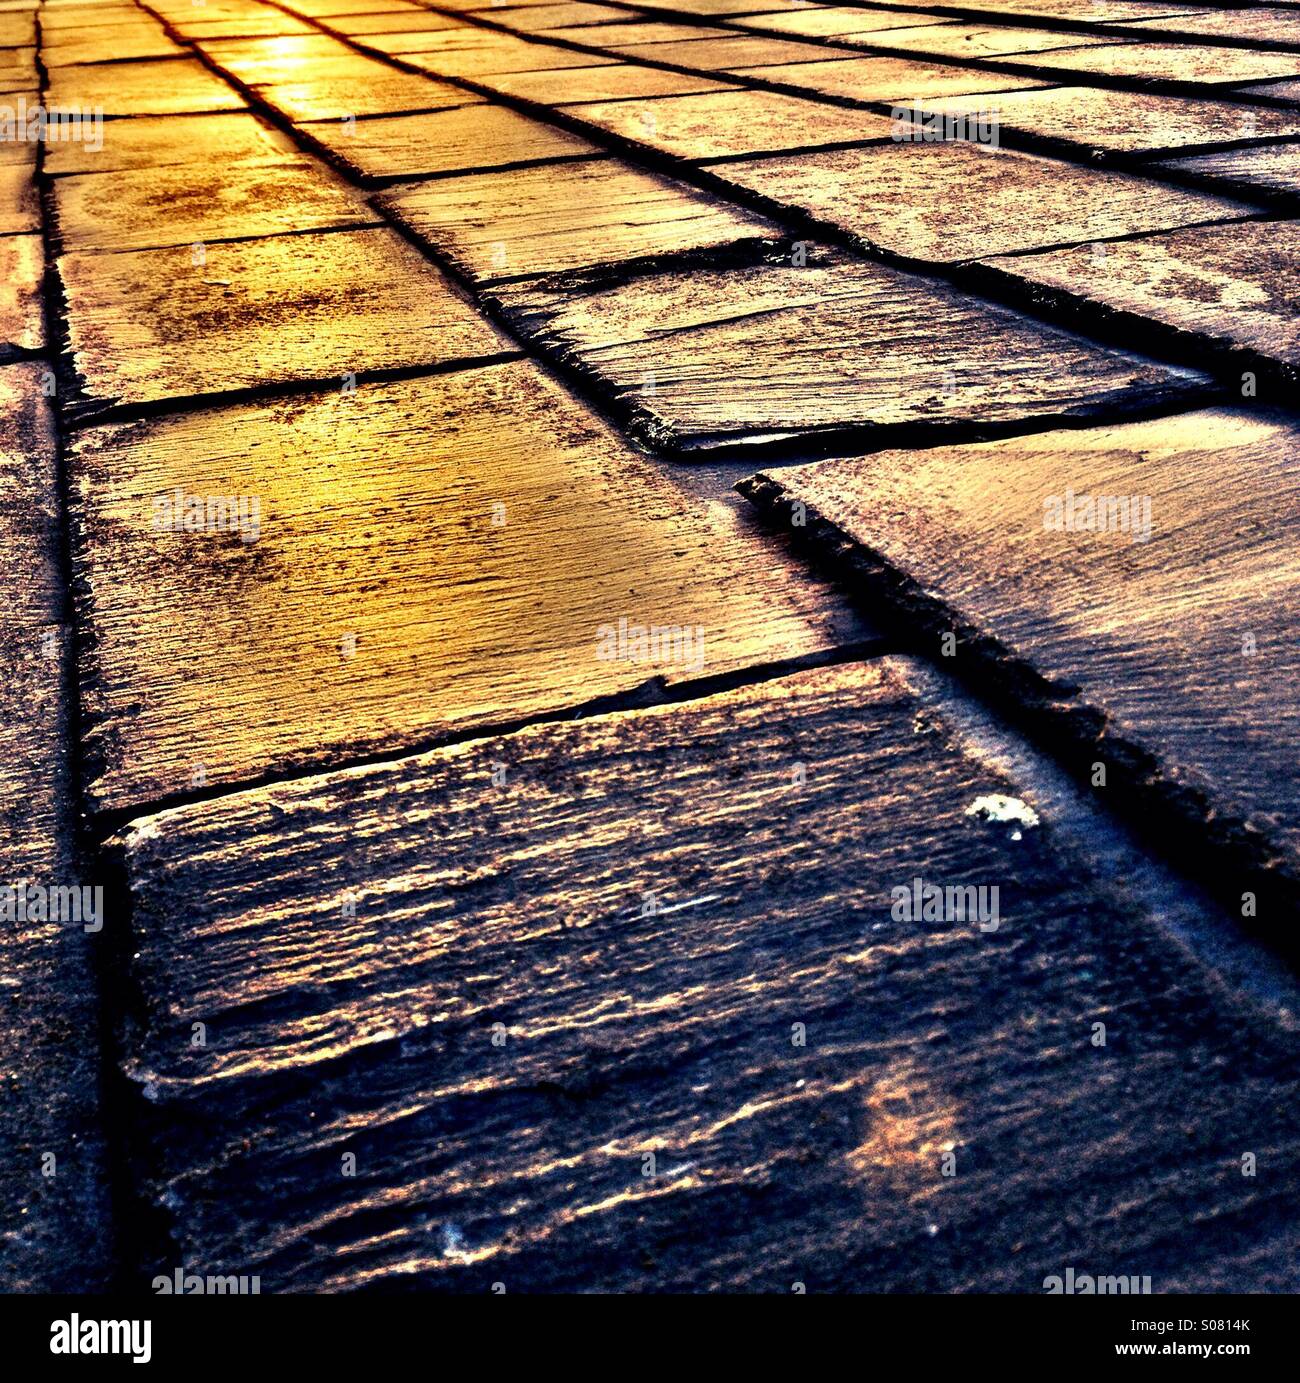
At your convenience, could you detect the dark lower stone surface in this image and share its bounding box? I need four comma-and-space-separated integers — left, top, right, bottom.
110, 659, 1300, 1292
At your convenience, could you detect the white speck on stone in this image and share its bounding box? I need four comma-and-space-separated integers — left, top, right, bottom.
965, 793, 1041, 840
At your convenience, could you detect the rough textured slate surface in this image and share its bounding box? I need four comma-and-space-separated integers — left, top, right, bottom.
0, 233, 42, 354
58, 226, 512, 413
730, 55, 1051, 102
391, 32, 620, 77
379, 156, 781, 284
45, 57, 247, 116
898, 86, 1300, 159
68, 359, 857, 812
610, 35, 860, 69
42, 110, 298, 178
475, 60, 728, 103
740, 408, 1300, 919
734, 7, 955, 39
0, 159, 38, 235
853, 22, 1132, 60
558, 87, 894, 160
111, 658, 1300, 1292
1127, 8, 1300, 47
1157, 143, 1300, 200
492, 251, 1210, 454
299, 104, 601, 182
49, 158, 375, 254
0, 364, 111, 1291
974, 219, 1300, 384
709, 141, 1253, 263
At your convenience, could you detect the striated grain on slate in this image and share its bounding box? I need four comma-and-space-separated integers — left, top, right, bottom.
0, 364, 111, 1291
41, 30, 185, 68
899, 86, 1300, 159
1157, 143, 1300, 201
558, 88, 894, 160
974, 219, 1300, 384
0, 234, 42, 355
45, 58, 247, 116
67, 359, 858, 812
379, 157, 781, 284
58, 226, 512, 413
43, 111, 299, 178
50, 157, 376, 254
478, 60, 728, 104
711, 141, 1254, 262
731, 55, 1051, 103
299, 104, 600, 182
739, 409, 1300, 911
111, 659, 1300, 1292
493, 251, 1209, 453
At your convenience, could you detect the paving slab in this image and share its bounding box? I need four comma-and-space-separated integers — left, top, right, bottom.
50, 156, 376, 253
378, 156, 782, 284
257, 71, 485, 121
59, 224, 512, 414
299, 103, 600, 182
731, 55, 1052, 103
480, 0, 630, 25
1241, 78, 1300, 104
326, 11, 465, 34
492, 251, 1209, 454
0, 92, 37, 167
1157, 143, 1300, 200
476, 59, 729, 103
734, 7, 954, 39
43, 110, 298, 177
541, 21, 737, 46
739, 408, 1300, 919
709, 141, 1255, 263
558, 87, 895, 160
0, 362, 111, 1291
197, 34, 361, 85
609, 35, 861, 69
387, 30, 621, 77
0, 232, 42, 353
68, 359, 859, 812
860, 22, 1136, 60
1127, 9, 1300, 48
0, 156, 36, 233
973, 219, 1300, 386
898, 85, 1300, 159
109, 657, 1300, 1291
173, 14, 318, 40
45, 58, 247, 116
286, 0, 429, 13
1008, 40, 1300, 87
41, 27, 185, 68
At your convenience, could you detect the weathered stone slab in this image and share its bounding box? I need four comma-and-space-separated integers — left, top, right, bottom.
43, 110, 297, 177
300, 104, 600, 182
197, 34, 360, 86
173, 13, 318, 40
1157, 143, 1300, 200
258, 72, 484, 122
898, 86, 1300, 159
0, 232, 42, 354
1241, 78, 1300, 104
379, 156, 781, 284
110, 657, 1300, 1292
610, 35, 860, 69
973, 219, 1300, 386
1010, 40, 1300, 87
731, 55, 1051, 103
558, 88, 894, 161
50, 157, 375, 253
481, 0, 629, 26
709, 141, 1255, 263
492, 251, 1209, 454
388, 29, 620, 77
41, 25, 185, 67
46, 58, 246, 116
68, 359, 859, 811
0, 363, 111, 1291
58, 226, 512, 413
1127, 8, 1300, 48
0, 157, 37, 234
860, 22, 1134, 60
326, 11, 463, 35
734, 7, 952, 39
542, 21, 736, 46
739, 408, 1300, 919
476, 60, 728, 104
